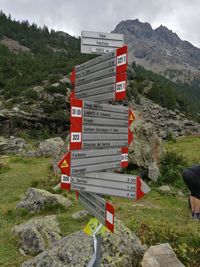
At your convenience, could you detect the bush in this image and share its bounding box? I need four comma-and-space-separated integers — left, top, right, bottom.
159, 151, 188, 188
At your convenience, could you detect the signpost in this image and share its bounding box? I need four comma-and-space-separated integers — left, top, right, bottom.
57, 30, 150, 267
70, 46, 127, 102
70, 98, 133, 150
78, 192, 115, 232
81, 31, 124, 55
61, 172, 150, 200
58, 147, 128, 179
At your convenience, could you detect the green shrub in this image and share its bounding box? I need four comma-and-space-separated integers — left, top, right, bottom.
159, 151, 188, 188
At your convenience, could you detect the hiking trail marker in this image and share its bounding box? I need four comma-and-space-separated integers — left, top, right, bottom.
81, 31, 124, 55
57, 32, 150, 266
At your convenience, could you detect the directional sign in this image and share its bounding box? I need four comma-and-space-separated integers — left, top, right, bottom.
70, 98, 131, 150
77, 191, 115, 232
70, 46, 127, 102
61, 172, 150, 200
81, 31, 124, 55
58, 147, 128, 178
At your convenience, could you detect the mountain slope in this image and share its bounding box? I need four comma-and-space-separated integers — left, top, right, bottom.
113, 19, 200, 80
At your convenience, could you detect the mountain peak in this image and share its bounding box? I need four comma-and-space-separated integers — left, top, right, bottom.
113, 19, 200, 76
114, 19, 153, 39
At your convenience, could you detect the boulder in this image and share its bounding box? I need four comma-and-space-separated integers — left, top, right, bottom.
36, 137, 64, 157
16, 188, 71, 212
72, 210, 89, 219
129, 117, 164, 181
21, 219, 146, 267
12, 215, 61, 255
0, 136, 29, 155
158, 185, 171, 193
142, 243, 185, 267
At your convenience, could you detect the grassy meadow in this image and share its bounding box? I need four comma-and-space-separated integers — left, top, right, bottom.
0, 136, 200, 266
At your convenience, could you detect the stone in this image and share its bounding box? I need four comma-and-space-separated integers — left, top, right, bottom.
158, 185, 171, 193
21, 219, 146, 267
32, 86, 44, 93
0, 136, 28, 155
36, 137, 64, 157
72, 210, 89, 219
16, 188, 71, 212
129, 117, 164, 181
178, 190, 184, 197
142, 243, 185, 267
12, 215, 61, 255
148, 162, 160, 181
59, 77, 71, 84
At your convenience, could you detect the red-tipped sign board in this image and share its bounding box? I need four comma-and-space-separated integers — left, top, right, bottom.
70, 46, 127, 102
58, 147, 129, 181
78, 192, 115, 232
70, 98, 134, 150
61, 172, 150, 200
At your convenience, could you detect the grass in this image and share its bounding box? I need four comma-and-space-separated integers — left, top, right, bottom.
0, 135, 200, 266
0, 155, 91, 266
165, 136, 200, 164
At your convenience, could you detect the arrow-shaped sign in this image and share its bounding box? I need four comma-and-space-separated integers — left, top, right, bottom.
70, 46, 127, 102
70, 98, 133, 150
58, 148, 128, 179
77, 192, 115, 232
61, 172, 150, 200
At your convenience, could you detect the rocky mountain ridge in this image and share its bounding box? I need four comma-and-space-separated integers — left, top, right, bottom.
113, 19, 200, 81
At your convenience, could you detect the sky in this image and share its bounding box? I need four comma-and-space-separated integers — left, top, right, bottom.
1, 0, 200, 48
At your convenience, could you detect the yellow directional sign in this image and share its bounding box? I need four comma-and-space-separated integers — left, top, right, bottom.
83, 218, 107, 237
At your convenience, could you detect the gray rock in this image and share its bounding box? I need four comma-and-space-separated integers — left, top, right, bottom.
13, 215, 61, 255
36, 137, 64, 157
129, 117, 164, 181
21, 219, 146, 267
148, 162, 160, 181
158, 185, 171, 193
32, 86, 44, 93
72, 210, 89, 219
59, 77, 71, 84
16, 188, 71, 212
142, 243, 185, 267
0, 136, 28, 155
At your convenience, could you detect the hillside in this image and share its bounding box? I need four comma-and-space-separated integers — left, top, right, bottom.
113, 19, 200, 79
0, 11, 199, 138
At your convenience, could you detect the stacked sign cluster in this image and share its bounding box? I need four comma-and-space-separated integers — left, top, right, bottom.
58, 45, 150, 232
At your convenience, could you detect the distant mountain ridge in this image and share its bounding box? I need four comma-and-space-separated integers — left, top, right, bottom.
113, 19, 200, 81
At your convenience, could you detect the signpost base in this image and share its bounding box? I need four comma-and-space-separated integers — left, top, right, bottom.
87, 223, 103, 267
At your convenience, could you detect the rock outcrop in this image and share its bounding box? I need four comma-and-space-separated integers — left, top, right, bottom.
12, 215, 61, 255
113, 19, 200, 78
16, 188, 71, 212
130, 96, 200, 139
142, 243, 185, 267
129, 116, 164, 181
0, 136, 29, 155
36, 137, 64, 157
21, 219, 146, 267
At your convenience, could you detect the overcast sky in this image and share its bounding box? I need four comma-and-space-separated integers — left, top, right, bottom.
1, 0, 200, 48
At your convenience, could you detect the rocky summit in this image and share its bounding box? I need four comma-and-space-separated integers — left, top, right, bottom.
113, 19, 200, 80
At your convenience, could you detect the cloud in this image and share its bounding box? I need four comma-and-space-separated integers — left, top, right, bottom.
1, 0, 200, 47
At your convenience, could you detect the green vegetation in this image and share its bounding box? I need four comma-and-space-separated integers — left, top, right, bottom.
0, 136, 200, 266
129, 62, 200, 122
0, 11, 93, 100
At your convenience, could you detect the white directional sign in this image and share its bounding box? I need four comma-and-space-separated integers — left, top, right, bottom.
70, 98, 133, 150
58, 148, 129, 178
78, 192, 115, 232
70, 45, 127, 102
81, 31, 124, 55
61, 172, 150, 200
